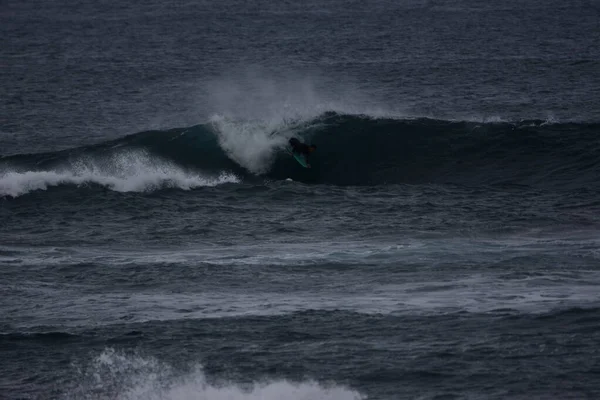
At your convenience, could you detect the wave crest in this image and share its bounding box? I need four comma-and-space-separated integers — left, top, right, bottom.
0, 150, 239, 198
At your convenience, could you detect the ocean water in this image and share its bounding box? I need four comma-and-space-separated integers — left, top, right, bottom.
2, 0, 600, 399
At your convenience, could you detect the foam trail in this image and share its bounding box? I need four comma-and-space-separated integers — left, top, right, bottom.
65, 348, 364, 400
0, 150, 239, 198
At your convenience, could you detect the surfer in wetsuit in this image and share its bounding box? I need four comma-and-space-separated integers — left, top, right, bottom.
289, 138, 317, 167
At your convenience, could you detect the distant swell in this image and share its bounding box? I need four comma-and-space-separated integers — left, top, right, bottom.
0, 331, 78, 342
2, 112, 600, 196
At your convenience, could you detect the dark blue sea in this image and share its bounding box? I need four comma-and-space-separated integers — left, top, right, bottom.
2, 0, 600, 399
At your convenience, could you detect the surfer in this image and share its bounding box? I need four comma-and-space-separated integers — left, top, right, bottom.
289, 138, 317, 167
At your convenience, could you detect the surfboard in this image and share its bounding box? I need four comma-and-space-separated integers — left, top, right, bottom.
287, 149, 310, 168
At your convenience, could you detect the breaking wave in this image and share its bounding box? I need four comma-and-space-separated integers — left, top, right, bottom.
2, 112, 600, 196
0, 149, 239, 197
63, 348, 364, 400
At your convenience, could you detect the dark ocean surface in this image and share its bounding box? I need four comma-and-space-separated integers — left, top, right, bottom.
2, 0, 600, 399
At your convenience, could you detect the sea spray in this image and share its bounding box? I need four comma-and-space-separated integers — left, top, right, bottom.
64, 348, 365, 400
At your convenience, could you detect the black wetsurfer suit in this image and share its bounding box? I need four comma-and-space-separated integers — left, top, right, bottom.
289, 138, 316, 157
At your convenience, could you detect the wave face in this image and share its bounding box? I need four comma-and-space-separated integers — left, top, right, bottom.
2, 112, 599, 196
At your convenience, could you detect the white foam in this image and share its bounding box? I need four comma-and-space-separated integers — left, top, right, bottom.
210, 114, 289, 174
0, 150, 239, 197
66, 348, 364, 400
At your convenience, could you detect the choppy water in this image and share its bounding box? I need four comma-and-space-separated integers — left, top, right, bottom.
2, 0, 600, 399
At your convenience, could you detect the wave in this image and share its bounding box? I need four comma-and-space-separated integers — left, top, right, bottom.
2, 112, 600, 196
63, 348, 363, 400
